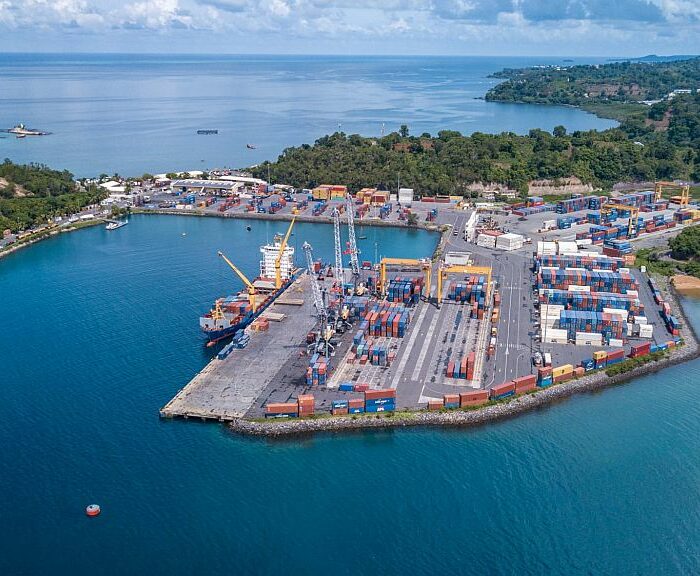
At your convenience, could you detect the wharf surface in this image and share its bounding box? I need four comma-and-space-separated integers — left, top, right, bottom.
160, 274, 318, 422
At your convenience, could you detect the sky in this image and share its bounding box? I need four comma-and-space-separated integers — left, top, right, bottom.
0, 0, 698, 56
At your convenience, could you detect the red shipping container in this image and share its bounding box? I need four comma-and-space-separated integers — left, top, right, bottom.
538, 366, 553, 377
266, 402, 299, 414
348, 398, 364, 408
364, 388, 396, 400
607, 349, 625, 360
490, 381, 515, 398
332, 407, 349, 415
459, 390, 489, 407
354, 384, 369, 392
443, 394, 460, 404
553, 373, 573, 384
446, 361, 455, 377
428, 400, 444, 410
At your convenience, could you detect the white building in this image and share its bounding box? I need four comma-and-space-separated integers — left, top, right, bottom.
398, 187, 414, 207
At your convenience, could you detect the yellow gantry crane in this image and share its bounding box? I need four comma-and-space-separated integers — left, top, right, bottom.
274, 217, 296, 289
378, 257, 432, 299
436, 265, 492, 307
655, 181, 690, 207
601, 203, 639, 237
218, 250, 258, 312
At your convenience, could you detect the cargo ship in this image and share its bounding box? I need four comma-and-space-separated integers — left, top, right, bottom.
199, 226, 296, 345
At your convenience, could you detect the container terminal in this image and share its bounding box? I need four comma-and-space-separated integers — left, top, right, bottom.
159, 182, 694, 425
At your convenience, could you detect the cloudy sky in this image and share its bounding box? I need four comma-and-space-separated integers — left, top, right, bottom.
0, 0, 698, 56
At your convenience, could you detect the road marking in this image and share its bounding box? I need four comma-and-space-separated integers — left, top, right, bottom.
389, 302, 430, 390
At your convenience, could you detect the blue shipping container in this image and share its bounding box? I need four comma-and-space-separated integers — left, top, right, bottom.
338, 383, 354, 392
365, 404, 395, 413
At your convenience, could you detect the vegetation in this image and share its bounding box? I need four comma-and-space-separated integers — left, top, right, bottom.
633, 226, 700, 280
0, 159, 104, 232
252, 59, 700, 196
605, 350, 668, 377
669, 225, 700, 260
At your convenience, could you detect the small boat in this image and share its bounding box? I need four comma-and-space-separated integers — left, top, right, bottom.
246, 226, 252, 231
246, 144, 256, 149
197, 129, 218, 135
106, 220, 128, 230
358, 235, 367, 240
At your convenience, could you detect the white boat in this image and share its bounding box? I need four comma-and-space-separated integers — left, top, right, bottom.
106, 220, 128, 230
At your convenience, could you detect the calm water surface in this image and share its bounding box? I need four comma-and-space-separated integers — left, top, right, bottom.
0, 54, 616, 176
1, 215, 698, 575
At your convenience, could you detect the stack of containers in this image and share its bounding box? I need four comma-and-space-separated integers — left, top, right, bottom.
580, 358, 596, 371
306, 353, 330, 386
265, 402, 299, 418
460, 390, 490, 407
445, 352, 475, 380
387, 276, 424, 305
513, 375, 537, 394
615, 191, 655, 207
348, 398, 364, 414
552, 364, 574, 383
537, 269, 638, 293
331, 400, 349, 415
490, 381, 516, 400
606, 349, 625, 365
536, 254, 624, 271
362, 302, 411, 338
447, 275, 488, 319
364, 389, 396, 412
537, 367, 553, 387
443, 394, 460, 409
297, 394, 315, 416
539, 289, 643, 314
558, 310, 625, 342
593, 350, 607, 368
556, 196, 601, 214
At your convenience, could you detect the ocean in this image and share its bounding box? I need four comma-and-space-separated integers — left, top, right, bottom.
1, 215, 699, 575
0, 53, 616, 177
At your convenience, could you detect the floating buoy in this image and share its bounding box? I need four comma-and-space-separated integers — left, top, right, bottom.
246, 226, 251, 231
85, 504, 101, 517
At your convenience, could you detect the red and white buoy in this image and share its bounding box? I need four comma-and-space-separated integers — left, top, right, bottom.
85, 504, 101, 517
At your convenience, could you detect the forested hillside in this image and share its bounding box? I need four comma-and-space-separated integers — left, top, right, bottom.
0, 160, 103, 232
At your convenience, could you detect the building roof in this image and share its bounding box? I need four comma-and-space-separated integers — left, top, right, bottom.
171, 179, 239, 190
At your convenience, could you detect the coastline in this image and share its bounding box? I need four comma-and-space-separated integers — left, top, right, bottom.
132, 207, 443, 233
0, 219, 102, 260
229, 281, 700, 438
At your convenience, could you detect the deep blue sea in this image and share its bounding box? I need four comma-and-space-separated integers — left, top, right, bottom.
0, 53, 616, 177
1, 215, 699, 575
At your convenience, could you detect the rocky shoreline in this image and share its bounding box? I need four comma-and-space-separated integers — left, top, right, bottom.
230, 283, 700, 438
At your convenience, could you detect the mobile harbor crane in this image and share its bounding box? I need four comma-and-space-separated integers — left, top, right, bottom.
303, 241, 336, 356
332, 207, 344, 290
344, 195, 361, 285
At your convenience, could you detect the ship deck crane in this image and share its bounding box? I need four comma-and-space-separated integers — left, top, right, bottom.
218, 250, 258, 312
601, 203, 639, 238
655, 181, 690, 207
274, 216, 296, 289
436, 265, 492, 308
344, 195, 361, 283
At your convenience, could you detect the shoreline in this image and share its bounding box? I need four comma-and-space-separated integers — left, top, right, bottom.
0, 219, 102, 260
229, 282, 700, 438
132, 207, 444, 233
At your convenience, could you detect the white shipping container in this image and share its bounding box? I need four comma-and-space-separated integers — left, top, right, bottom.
626, 323, 634, 336
543, 219, 556, 230
576, 238, 593, 247
543, 328, 568, 344
558, 241, 579, 255
568, 285, 591, 293
537, 241, 557, 256
639, 324, 654, 338
496, 232, 524, 251
609, 338, 624, 347
543, 352, 552, 367
626, 290, 639, 297
398, 187, 414, 206
477, 233, 497, 248
633, 316, 648, 324
575, 332, 603, 345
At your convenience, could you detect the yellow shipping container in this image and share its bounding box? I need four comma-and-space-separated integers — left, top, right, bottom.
312, 187, 330, 200
291, 208, 299, 215
552, 364, 574, 378
593, 350, 607, 360
691, 210, 700, 221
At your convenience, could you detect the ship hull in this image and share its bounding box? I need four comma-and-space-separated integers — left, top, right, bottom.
200, 276, 295, 345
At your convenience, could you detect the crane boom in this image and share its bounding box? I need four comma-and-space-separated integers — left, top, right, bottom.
274, 216, 296, 289
218, 250, 257, 312
332, 208, 344, 287
302, 242, 327, 325
345, 195, 360, 278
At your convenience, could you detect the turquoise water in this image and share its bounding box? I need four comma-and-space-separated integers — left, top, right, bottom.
0, 54, 616, 177
1, 215, 699, 574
